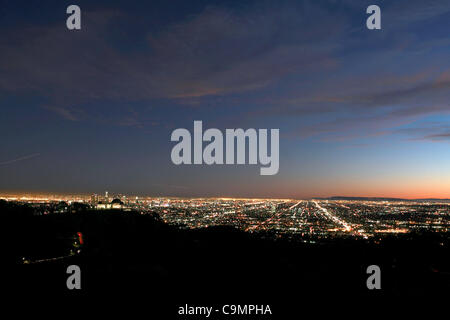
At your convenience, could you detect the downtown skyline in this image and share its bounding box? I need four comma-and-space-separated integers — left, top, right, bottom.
1, 0, 450, 199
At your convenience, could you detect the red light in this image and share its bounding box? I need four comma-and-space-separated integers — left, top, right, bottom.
77, 232, 83, 245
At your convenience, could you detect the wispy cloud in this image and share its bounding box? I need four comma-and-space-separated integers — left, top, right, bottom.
0, 153, 41, 166
0, 2, 345, 119
44, 106, 80, 121
0, 0, 449, 140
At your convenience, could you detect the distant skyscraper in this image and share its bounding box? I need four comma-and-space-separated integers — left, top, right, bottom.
90, 193, 99, 205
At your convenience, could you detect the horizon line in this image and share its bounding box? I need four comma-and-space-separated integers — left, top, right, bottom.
1, 190, 450, 201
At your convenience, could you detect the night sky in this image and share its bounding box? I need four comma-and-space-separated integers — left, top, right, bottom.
1, 0, 450, 199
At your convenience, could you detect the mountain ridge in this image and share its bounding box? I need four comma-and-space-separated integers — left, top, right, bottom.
316, 196, 450, 202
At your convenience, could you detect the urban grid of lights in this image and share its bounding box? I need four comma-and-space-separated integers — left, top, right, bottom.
2, 192, 449, 241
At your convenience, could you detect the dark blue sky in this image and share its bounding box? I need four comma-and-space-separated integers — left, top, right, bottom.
1, 0, 450, 198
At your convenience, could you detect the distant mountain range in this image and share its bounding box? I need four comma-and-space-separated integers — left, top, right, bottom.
317, 196, 450, 202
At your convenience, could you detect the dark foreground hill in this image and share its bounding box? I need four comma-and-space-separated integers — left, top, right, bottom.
2, 200, 449, 311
